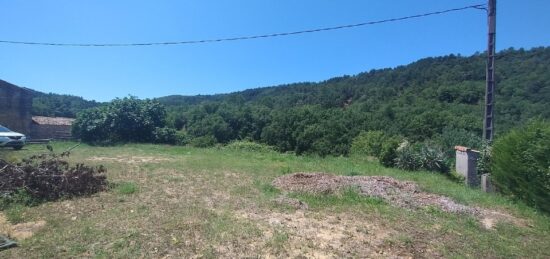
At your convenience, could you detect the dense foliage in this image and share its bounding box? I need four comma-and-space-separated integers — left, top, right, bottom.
72, 97, 167, 143
394, 142, 450, 173
156, 47, 549, 156
491, 120, 550, 213
350, 131, 388, 157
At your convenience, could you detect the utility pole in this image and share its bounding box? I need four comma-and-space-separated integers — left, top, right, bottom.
483, 0, 496, 142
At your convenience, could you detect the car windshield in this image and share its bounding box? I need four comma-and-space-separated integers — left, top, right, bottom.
0, 126, 12, 132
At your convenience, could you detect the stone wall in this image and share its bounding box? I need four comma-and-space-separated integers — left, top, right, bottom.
0, 80, 32, 134
30, 124, 73, 140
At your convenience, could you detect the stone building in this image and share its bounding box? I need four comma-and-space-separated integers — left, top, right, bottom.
31, 116, 75, 140
1, 80, 75, 140
0, 80, 33, 134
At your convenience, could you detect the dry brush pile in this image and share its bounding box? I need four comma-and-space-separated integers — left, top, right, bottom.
0, 151, 107, 205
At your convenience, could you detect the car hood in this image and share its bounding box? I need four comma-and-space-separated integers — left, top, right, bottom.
0, 132, 25, 137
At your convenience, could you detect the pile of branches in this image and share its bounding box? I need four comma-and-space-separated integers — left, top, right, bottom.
0, 150, 107, 202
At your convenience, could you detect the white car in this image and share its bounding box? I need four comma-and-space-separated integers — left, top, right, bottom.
0, 125, 26, 150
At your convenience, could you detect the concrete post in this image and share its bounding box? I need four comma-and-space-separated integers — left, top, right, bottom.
481, 174, 495, 193
455, 146, 480, 187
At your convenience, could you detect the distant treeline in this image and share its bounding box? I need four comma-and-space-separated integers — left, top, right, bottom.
32, 92, 101, 118
151, 47, 549, 155
44, 47, 549, 156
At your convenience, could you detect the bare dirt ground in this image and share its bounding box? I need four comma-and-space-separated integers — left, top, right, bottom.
0, 213, 46, 240
272, 173, 526, 230
236, 209, 401, 258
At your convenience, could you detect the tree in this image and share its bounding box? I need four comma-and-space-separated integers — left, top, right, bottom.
73, 96, 167, 143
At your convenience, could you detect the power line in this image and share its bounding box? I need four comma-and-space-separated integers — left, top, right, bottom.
0, 4, 486, 47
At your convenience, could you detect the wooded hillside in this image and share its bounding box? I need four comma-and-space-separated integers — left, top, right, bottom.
156, 47, 550, 155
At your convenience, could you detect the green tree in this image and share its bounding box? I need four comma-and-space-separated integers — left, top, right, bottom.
492, 120, 550, 213
73, 97, 166, 143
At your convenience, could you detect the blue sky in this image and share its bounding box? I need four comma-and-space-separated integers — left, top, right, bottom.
0, 0, 549, 102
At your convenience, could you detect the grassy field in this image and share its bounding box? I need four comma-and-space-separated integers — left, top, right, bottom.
1, 142, 549, 258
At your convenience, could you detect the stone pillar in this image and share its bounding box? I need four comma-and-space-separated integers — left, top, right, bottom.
455, 146, 480, 187
481, 174, 495, 193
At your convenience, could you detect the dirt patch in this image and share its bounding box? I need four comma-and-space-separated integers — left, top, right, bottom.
237, 210, 400, 258
87, 156, 172, 164
273, 173, 525, 229
0, 213, 46, 240
479, 210, 530, 230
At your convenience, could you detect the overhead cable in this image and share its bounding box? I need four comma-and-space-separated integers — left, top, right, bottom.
0, 4, 486, 47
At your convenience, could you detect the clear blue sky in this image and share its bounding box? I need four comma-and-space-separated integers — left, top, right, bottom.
1, 0, 548, 102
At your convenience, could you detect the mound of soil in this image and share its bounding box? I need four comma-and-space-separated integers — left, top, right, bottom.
273, 173, 477, 214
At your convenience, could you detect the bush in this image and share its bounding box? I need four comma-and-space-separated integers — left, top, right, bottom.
395, 144, 420, 171
152, 127, 177, 144
378, 137, 400, 167
416, 143, 450, 173
351, 131, 388, 157
175, 130, 189, 145
492, 120, 550, 213
394, 142, 450, 173
189, 135, 217, 148
224, 140, 275, 153
477, 141, 492, 175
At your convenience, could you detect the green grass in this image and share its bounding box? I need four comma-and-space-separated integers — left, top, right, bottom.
4, 205, 26, 224
114, 182, 139, 195
0, 142, 549, 257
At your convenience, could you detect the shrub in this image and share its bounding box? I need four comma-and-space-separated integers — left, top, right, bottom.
351, 131, 388, 157
378, 137, 400, 167
189, 135, 217, 148
225, 140, 275, 153
395, 142, 450, 173
416, 143, 450, 173
395, 144, 420, 171
477, 141, 492, 175
492, 120, 550, 213
175, 130, 189, 145
152, 127, 177, 144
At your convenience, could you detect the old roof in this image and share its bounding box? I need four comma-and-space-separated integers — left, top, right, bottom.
32, 116, 75, 126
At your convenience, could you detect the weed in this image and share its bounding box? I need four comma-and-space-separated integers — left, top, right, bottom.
266, 229, 289, 254
4, 204, 25, 224
115, 182, 139, 195
280, 165, 292, 175
255, 180, 280, 197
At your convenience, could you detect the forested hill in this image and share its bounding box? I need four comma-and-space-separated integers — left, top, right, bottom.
31, 92, 101, 118
157, 47, 550, 155
159, 47, 549, 114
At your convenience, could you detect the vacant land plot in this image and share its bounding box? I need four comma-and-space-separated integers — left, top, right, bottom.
1, 142, 549, 258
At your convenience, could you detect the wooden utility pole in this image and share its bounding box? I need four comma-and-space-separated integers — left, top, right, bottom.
483, 0, 496, 142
